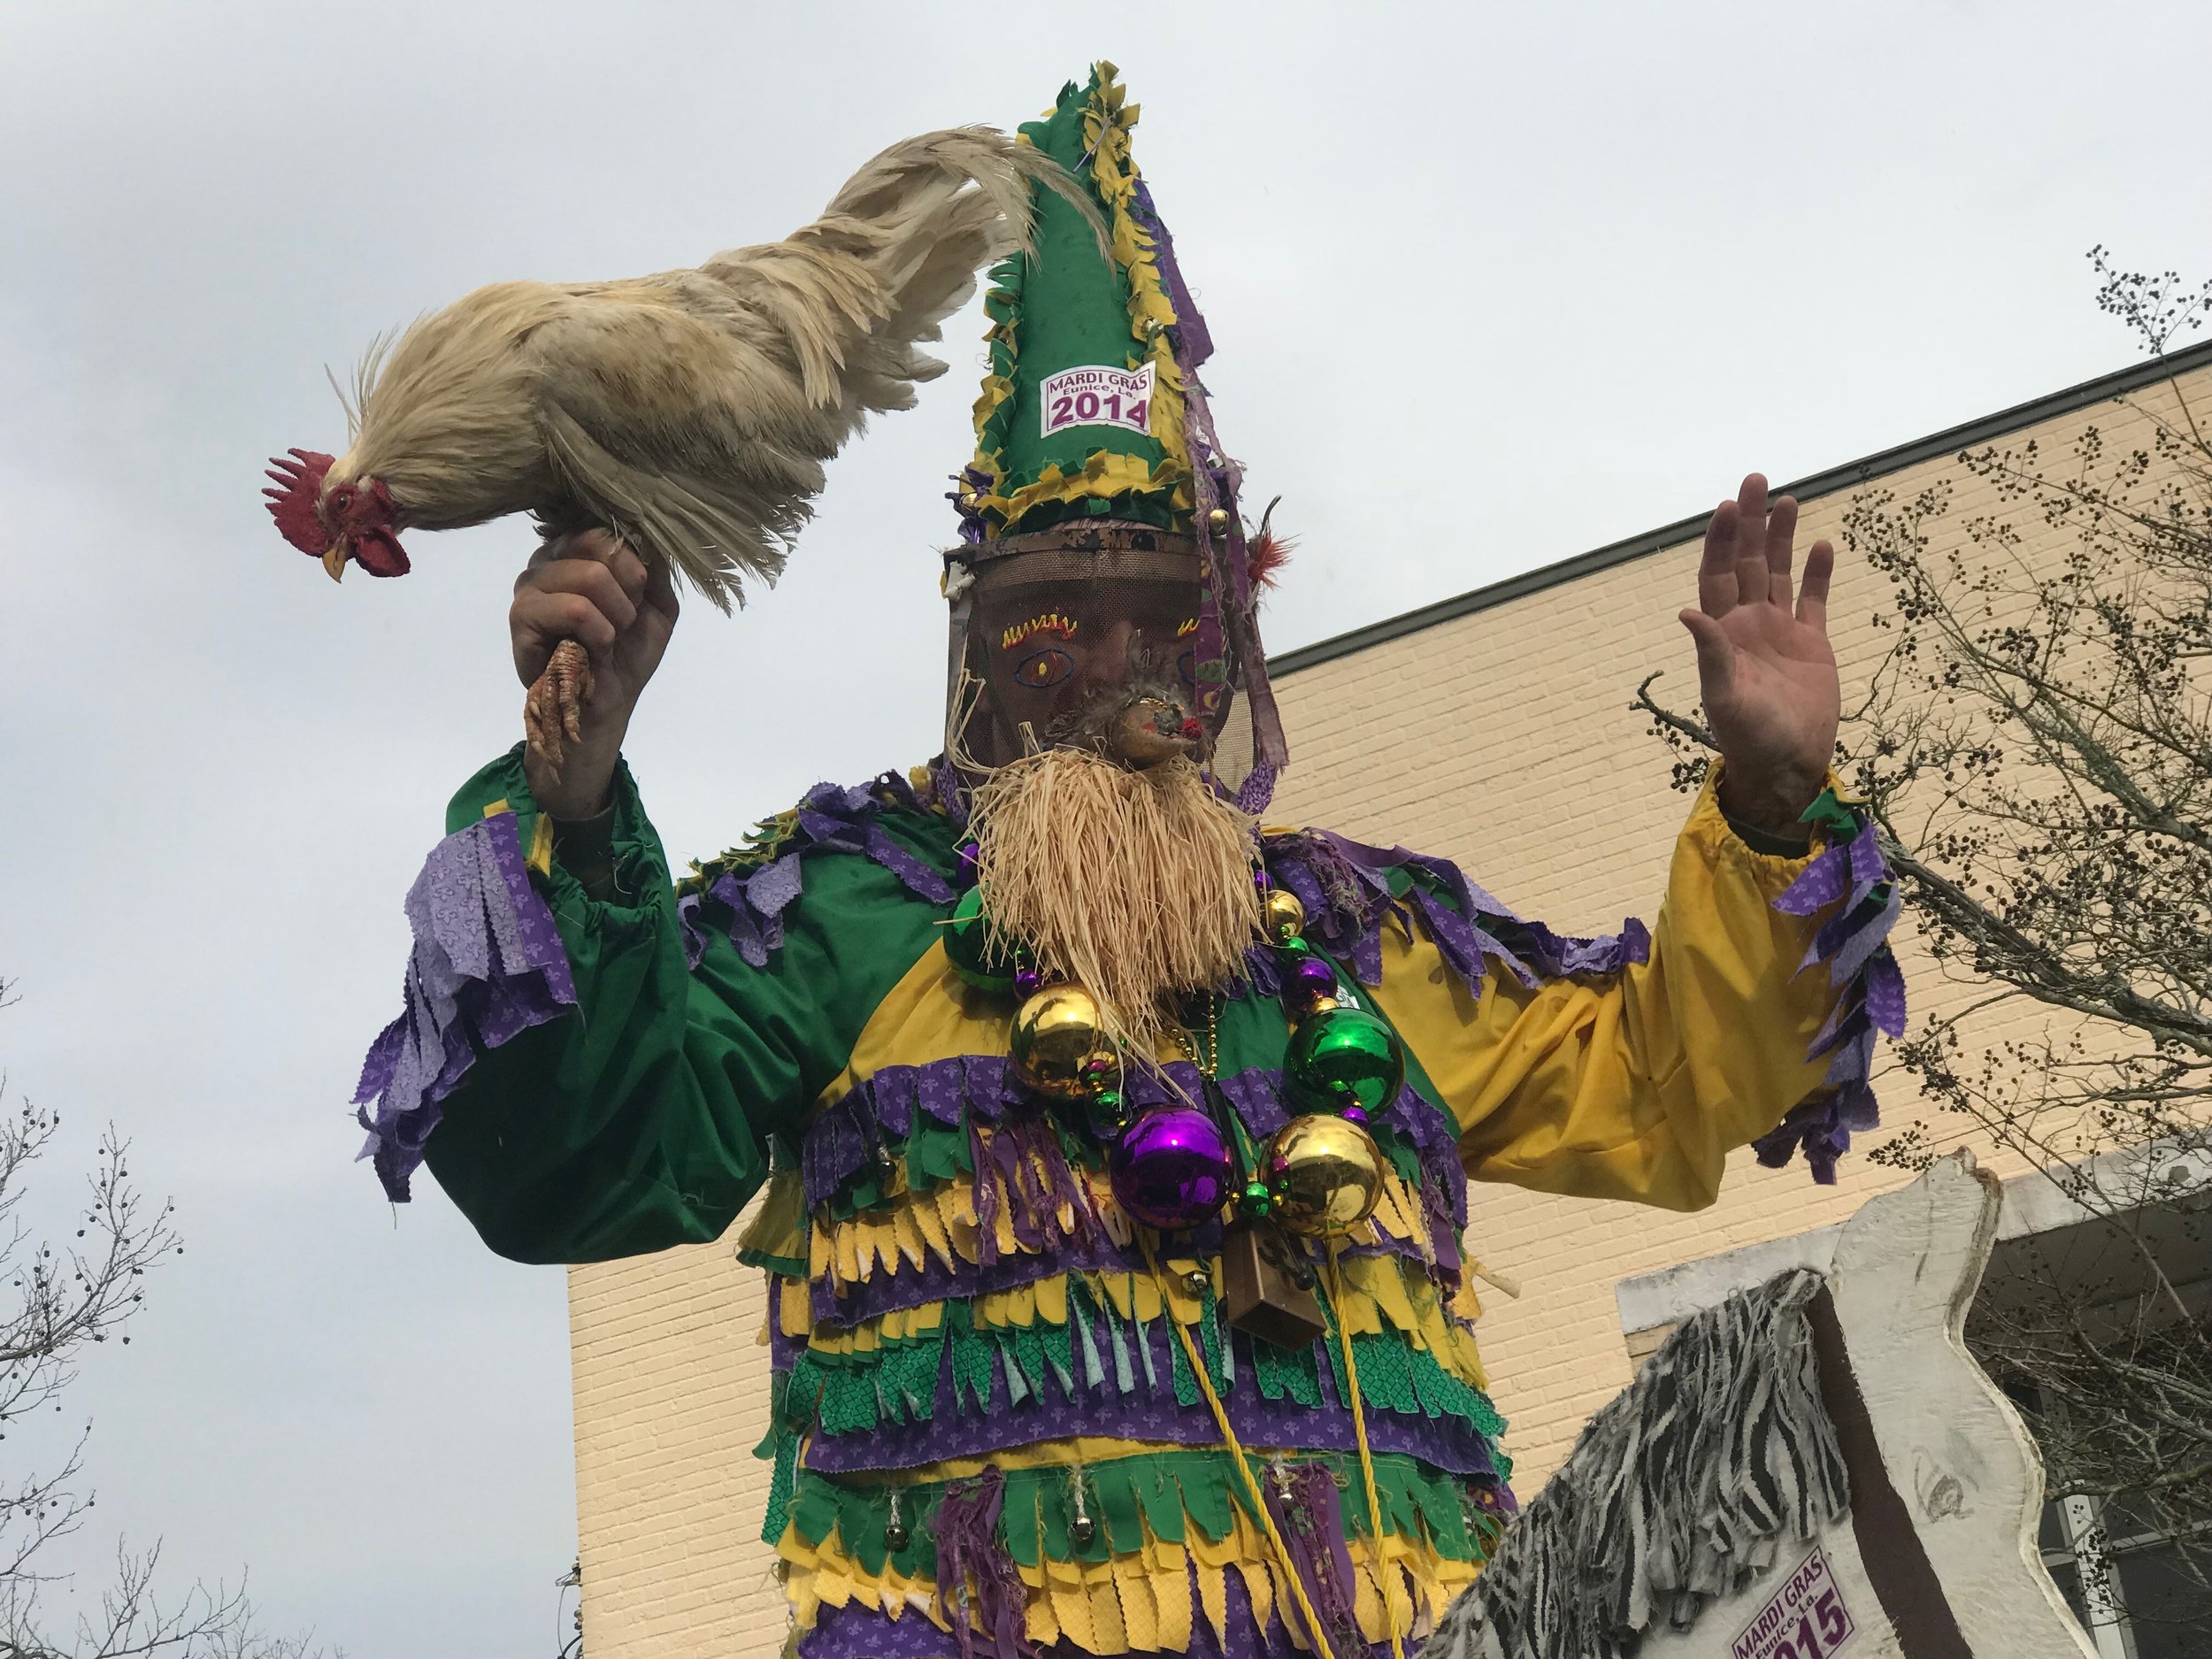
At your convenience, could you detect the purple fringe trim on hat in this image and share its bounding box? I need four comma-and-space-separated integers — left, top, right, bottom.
1132, 173, 1291, 805
352, 812, 577, 1202
678, 772, 956, 971
1261, 832, 1650, 1000
935, 1468, 1034, 1659
1753, 812, 1909, 1184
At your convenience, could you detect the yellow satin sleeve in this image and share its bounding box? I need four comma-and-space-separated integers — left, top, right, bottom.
1369, 772, 1837, 1212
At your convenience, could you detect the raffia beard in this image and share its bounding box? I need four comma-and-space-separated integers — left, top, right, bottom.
965, 748, 1263, 1060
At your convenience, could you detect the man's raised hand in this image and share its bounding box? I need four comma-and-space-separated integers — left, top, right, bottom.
1678, 473, 1840, 836
514, 528, 680, 820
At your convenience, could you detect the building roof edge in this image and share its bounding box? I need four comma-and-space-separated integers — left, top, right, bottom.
1270, 337, 2212, 678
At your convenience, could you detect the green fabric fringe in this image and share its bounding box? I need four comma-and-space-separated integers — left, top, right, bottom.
782, 1446, 1498, 1582
782, 1274, 1506, 1463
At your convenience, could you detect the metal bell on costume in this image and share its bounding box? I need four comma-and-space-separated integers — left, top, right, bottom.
1262, 1113, 1387, 1236
1282, 1004, 1406, 1117
1108, 1105, 1234, 1230
1010, 984, 1121, 1101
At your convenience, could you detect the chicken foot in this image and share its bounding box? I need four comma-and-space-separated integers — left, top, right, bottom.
523, 638, 594, 775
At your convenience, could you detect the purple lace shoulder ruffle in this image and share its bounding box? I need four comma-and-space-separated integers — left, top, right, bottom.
354, 812, 577, 1202
678, 772, 956, 972
1752, 808, 1909, 1183
1259, 830, 1650, 995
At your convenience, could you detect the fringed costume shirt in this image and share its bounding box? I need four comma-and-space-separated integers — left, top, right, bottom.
357, 748, 1901, 1659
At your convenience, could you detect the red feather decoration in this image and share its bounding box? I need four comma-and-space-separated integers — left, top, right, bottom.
1246, 526, 1294, 590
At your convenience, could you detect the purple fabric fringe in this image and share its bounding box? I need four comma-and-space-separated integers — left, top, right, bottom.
353, 813, 578, 1202
1262, 832, 1649, 1002
1263, 1463, 1363, 1655
935, 1468, 1033, 1659
678, 772, 955, 972
1753, 812, 1909, 1183
805, 1057, 1468, 1286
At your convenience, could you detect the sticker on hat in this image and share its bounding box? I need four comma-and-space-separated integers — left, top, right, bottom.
1039, 363, 1154, 439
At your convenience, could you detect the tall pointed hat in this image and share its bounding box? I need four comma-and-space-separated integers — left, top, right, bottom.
946, 63, 1290, 805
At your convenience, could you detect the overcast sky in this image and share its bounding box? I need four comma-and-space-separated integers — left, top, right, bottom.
4, 1, 2209, 1653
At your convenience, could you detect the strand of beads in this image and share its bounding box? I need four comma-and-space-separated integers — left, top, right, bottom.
956, 851, 1404, 1240
1251, 879, 1401, 1238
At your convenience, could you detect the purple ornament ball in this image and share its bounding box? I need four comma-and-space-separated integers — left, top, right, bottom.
1288, 956, 1339, 1002
1109, 1106, 1233, 1231
1012, 965, 1043, 1000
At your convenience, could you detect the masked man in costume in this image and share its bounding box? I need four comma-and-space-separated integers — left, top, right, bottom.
356, 64, 1901, 1659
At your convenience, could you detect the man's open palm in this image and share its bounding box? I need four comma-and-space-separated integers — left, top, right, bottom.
1679, 473, 1840, 833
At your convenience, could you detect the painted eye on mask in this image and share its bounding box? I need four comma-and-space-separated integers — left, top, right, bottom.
1012, 648, 1074, 689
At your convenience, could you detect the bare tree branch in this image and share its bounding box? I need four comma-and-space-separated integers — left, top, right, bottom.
1638, 253, 2212, 1618
0, 984, 339, 1659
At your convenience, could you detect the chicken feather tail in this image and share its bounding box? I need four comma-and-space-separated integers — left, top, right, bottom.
702, 127, 1105, 412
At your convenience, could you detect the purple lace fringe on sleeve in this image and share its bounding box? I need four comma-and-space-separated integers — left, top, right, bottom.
1751, 810, 1909, 1183
678, 772, 955, 972
353, 813, 577, 1202
1260, 830, 1649, 997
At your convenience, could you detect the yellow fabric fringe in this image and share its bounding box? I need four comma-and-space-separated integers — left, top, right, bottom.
1327, 1240, 1409, 1659
800, 1245, 1489, 1407
777, 1485, 1475, 1654
803, 1171, 1487, 1390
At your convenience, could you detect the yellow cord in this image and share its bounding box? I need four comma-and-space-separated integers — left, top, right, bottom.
1326, 1239, 1409, 1659
1140, 1244, 1340, 1659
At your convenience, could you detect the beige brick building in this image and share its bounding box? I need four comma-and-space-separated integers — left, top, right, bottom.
565, 342, 2212, 1658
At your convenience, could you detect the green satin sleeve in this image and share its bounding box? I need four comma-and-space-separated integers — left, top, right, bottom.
419, 747, 953, 1264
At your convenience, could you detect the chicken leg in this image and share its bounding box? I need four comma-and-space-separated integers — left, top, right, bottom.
522, 639, 594, 775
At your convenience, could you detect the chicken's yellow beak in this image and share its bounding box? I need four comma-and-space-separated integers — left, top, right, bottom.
322, 543, 348, 583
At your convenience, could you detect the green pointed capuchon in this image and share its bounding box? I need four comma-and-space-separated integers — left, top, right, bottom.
957, 62, 1194, 540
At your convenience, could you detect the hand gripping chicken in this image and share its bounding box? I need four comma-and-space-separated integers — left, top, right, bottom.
265, 127, 1101, 771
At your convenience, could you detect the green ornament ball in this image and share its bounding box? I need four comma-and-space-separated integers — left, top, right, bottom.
943, 887, 1019, 992
1282, 1005, 1406, 1117
1087, 1088, 1133, 1135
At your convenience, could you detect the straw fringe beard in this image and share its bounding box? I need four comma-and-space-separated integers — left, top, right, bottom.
965, 747, 1263, 1059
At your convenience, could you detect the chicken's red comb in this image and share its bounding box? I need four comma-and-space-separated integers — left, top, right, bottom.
263, 449, 334, 556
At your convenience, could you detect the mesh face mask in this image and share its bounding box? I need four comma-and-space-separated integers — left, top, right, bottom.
943, 524, 1256, 789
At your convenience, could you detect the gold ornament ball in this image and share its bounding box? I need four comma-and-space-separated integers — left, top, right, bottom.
1263, 1115, 1386, 1237
1010, 983, 1120, 1102
1259, 887, 1307, 945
